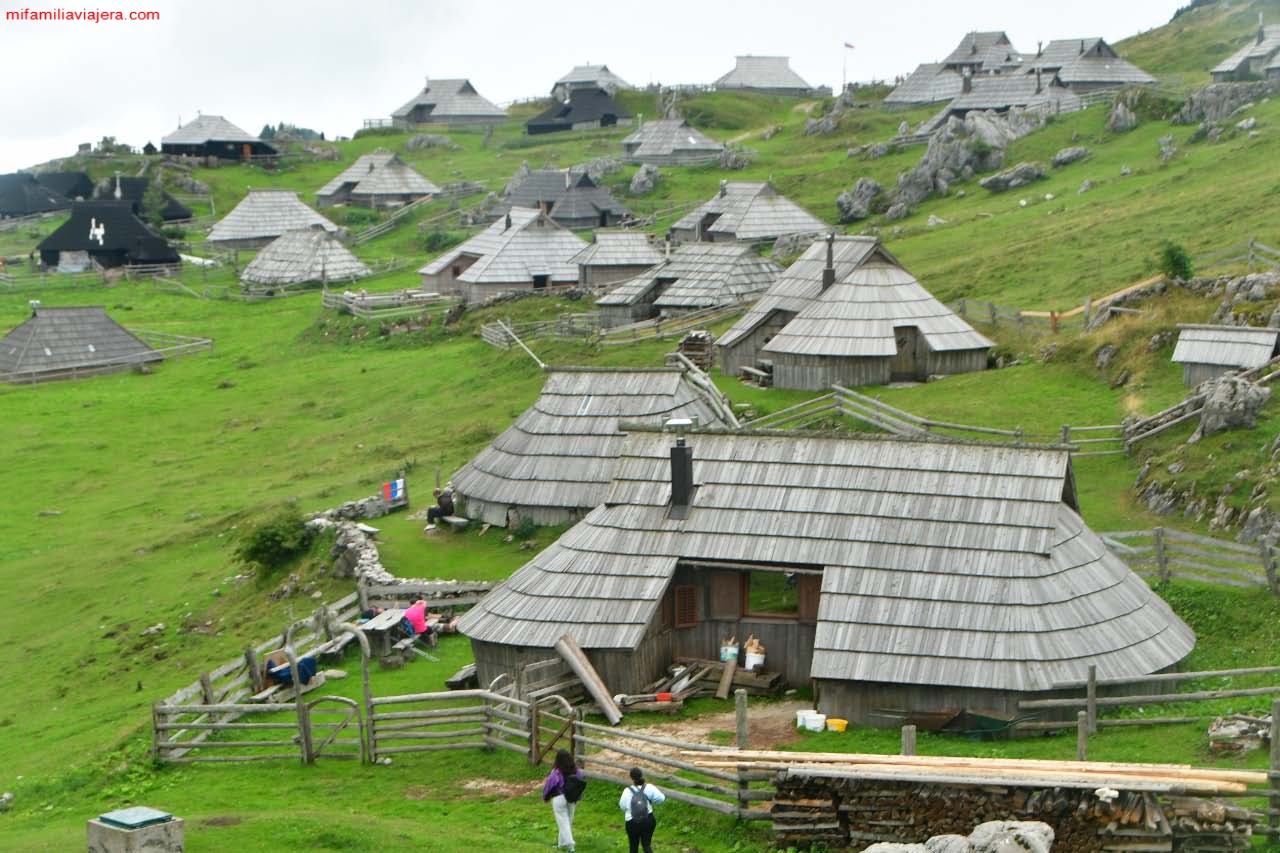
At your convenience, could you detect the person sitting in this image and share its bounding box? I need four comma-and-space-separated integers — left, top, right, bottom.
424, 486, 455, 530
400, 599, 437, 647
262, 651, 319, 688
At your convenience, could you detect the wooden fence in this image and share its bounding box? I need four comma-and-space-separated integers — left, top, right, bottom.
1101, 527, 1280, 594
1, 330, 214, 385
321, 288, 456, 320
1195, 238, 1280, 274
597, 305, 741, 346
350, 182, 486, 245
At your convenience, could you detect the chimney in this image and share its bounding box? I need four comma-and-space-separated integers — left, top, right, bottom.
821, 233, 836, 290
1079, 39, 1085, 55
1259, 13, 1266, 44
504, 212, 512, 230
718, 179, 728, 197
962, 70, 972, 94
565, 171, 571, 189
1035, 68, 1042, 94
1037, 41, 1042, 57
667, 419, 694, 519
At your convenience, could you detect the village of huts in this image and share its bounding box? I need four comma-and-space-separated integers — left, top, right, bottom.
7, 2, 1280, 850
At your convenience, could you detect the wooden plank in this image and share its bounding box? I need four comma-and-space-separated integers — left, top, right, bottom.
554, 634, 622, 725
716, 660, 738, 700
1021, 683, 1280, 709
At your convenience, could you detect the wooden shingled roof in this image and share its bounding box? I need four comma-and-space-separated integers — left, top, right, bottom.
0, 173, 71, 217
418, 207, 587, 284
315, 149, 441, 201
943, 31, 1019, 67
570, 231, 664, 269
208, 190, 338, 244
670, 181, 827, 242
554, 64, 632, 92
596, 243, 781, 310
714, 56, 812, 91
1024, 38, 1156, 86
884, 63, 965, 105
240, 227, 371, 285
458, 429, 1195, 692
621, 119, 724, 161
161, 114, 262, 145
391, 78, 506, 121
503, 169, 630, 221
37, 201, 179, 263
1172, 324, 1280, 368
1212, 25, 1280, 74
0, 306, 161, 380
946, 74, 1083, 113
451, 367, 737, 519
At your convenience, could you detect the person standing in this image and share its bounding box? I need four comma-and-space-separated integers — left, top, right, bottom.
542, 748, 585, 852
619, 766, 664, 853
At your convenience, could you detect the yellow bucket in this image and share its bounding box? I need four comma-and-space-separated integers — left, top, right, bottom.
826, 718, 848, 733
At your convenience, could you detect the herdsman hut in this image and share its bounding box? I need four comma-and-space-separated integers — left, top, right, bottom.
160, 114, 276, 160
713, 55, 816, 97
939, 74, 1082, 123
315, 149, 440, 208
885, 31, 1023, 106
97, 175, 193, 223
37, 201, 179, 272
240, 226, 371, 287
621, 119, 724, 166
0, 173, 70, 218
595, 243, 781, 327
391, 78, 506, 128
450, 365, 737, 527
501, 169, 631, 229
669, 181, 826, 244
0, 306, 162, 383
1022, 38, 1156, 93
1211, 20, 1280, 82
552, 64, 632, 101
527, 88, 633, 135
457, 428, 1195, 722
571, 231, 664, 290
208, 189, 340, 250
35, 171, 94, 202
718, 236, 992, 388
417, 208, 587, 303
1171, 324, 1280, 387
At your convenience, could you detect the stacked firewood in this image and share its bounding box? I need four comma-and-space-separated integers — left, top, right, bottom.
632, 657, 784, 700
678, 330, 715, 371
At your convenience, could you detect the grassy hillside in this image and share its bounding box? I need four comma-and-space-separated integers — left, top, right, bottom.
1118, 0, 1280, 88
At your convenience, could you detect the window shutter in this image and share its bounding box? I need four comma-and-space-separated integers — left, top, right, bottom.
708, 571, 741, 619
674, 585, 699, 628
797, 574, 822, 624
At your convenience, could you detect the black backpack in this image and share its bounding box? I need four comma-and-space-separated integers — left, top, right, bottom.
563, 773, 586, 803
629, 785, 650, 820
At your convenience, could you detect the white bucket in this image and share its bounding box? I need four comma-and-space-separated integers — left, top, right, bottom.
720, 645, 739, 662
795, 709, 816, 728
743, 651, 765, 670
802, 713, 827, 732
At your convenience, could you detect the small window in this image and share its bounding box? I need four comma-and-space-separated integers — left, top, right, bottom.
744, 571, 798, 618
673, 585, 699, 628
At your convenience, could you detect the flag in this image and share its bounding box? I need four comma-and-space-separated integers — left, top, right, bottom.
844, 42, 855, 49
383, 478, 406, 502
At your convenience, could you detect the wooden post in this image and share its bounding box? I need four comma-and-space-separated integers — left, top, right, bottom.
988, 302, 997, 326
1154, 527, 1169, 584
1269, 699, 1279, 839
1076, 711, 1088, 761
529, 699, 540, 765
735, 689, 749, 749
958, 298, 967, 317
151, 702, 163, 761
1050, 311, 1059, 333
900, 725, 917, 756
1086, 665, 1098, 735
1261, 536, 1279, 597
199, 672, 215, 705
1059, 425, 1071, 446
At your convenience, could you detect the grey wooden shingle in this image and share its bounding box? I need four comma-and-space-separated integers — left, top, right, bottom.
0, 306, 161, 380
596, 243, 781, 310
621, 119, 724, 164
714, 56, 813, 93
418, 208, 586, 284
670, 182, 827, 242
1172, 324, 1280, 369
1212, 26, 1280, 74
240, 227, 371, 285
161, 114, 261, 146
391, 78, 506, 123
571, 231, 664, 269
208, 190, 338, 245
315, 150, 440, 203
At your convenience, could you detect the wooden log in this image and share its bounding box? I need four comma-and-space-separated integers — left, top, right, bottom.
901, 725, 916, 756
1019, 684, 1280, 710
577, 765, 739, 816
370, 705, 487, 721
555, 634, 622, 725
1078, 711, 1089, 761
574, 734, 740, 783
716, 660, 737, 700
736, 689, 748, 749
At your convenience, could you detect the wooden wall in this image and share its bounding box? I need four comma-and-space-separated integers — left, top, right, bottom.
470, 630, 672, 697
772, 353, 891, 390
815, 679, 1025, 726
926, 347, 988, 377
454, 495, 582, 528
1182, 362, 1229, 387
581, 264, 652, 290
719, 311, 795, 377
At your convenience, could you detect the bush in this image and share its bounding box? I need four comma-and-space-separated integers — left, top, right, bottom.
422, 228, 463, 254
512, 516, 537, 541
353, 125, 400, 139
236, 509, 315, 573
1158, 241, 1194, 281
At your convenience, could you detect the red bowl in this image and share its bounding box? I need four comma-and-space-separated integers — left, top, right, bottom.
655, 692, 674, 702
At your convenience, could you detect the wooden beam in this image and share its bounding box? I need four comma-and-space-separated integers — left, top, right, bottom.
554, 634, 622, 725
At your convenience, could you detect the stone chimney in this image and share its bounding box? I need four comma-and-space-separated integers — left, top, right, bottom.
962, 70, 972, 94
1259, 13, 1266, 44
1079, 39, 1085, 55
504, 212, 512, 230
718, 179, 728, 197
821, 233, 836, 291
1035, 68, 1042, 95
666, 419, 694, 520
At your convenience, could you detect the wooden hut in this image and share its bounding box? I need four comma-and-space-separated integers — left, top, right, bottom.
1212, 23, 1280, 82
552, 64, 632, 100
884, 64, 965, 106
719, 236, 992, 388
160, 114, 276, 160
527, 88, 633, 135
315, 149, 440, 209
457, 429, 1195, 721
96, 175, 192, 222
36, 201, 179, 271
621, 119, 724, 166
0, 173, 70, 218
451, 366, 737, 527
418, 208, 587, 303
208, 189, 339, 250
391, 78, 506, 128
0, 306, 162, 383
595, 243, 781, 327
714, 55, 815, 96
1171, 324, 1280, 386
501, 169, 631, 229
668, 181, 826, 244
35, 171, 94, 202
941, 73, 1082, 121
1023, 38, 1156, 92
571, 231, 664, 290
240, 226, 371, 287
887, 31, 1023, 106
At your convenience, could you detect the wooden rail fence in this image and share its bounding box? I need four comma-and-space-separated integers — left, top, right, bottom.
321, 288, 456, 320
1101, 527, 1280, 594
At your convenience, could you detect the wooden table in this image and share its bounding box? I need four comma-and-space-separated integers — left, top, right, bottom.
359, 608, 405, 658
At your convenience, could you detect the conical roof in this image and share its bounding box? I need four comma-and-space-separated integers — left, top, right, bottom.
240, 227, 371, 285
316, 149, 441, 201
208, 189, 337, 245
0, 306, 161, 381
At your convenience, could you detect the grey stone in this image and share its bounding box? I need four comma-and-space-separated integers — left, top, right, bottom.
898, 121, 911, 136
979, 162, 1046, 193
1141, 481, 1179, 515
773, 232, 820, 258
502, 161, 531, 197
863, 845, 929, 853
1095, 343, 1117, 370
1110, 368, 1131, 389
968, 820, 1054, 853
1158, 135, 1177, 161
925, 836, 971, 853
405, 133, 457, 151
1237, 116, 1258, 131
1051, 146, 1091, 168
1078, 179, 1095, 195
1237, 507, 1276, 544
836, 177, 885, 222
629, 163, 660, 196
884, 201, 910, 222
1167, 461, 1186, 475
1195, 375, 1272, 439
1134, 461, 1151, 488
804, 114, 839, 136
141, 623, 165, 636
719, 147, 754, 170
1107, 100, 1138, 133
1175, 81, 1277, 125
1120, 165, 1132, 176
574, 157, 622, 182
866, 142, 891, 159
0, 792, 12, 812
927, 214, 947, 227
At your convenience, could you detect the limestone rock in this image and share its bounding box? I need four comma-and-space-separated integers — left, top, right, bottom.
884, 201, 910, 222
772, 232, 819, 258
927, 214, 947, 227
629, 163, 660, 196
836, 177, 885, 222
170, 173, 210, 194
1175, 81, 1277, 125
863, 845, 929, 853
502, 161, 531, 197
1237, 116, 1258, 131
1078, 179, 1094, 195
979, 162, 1046, 193
719, 147, 754, 170
1095, 343, 1117, 370
405, 133, 457, 151
574, 157, 621, 182
898, 121, 911, 136
1158, 135, 1177, 161
1110, 368, 1131, 388
1052, 146, 1090, 168
1140, 481, 1179, 515
1194, 375, 1272, 439
1106, 100, 1138, 133
1120, 165, 1132, 176
866, 142, 891, 159
925, 836, 971, 853
1238, 506, 1277, 544
968, 820, 1054, 853
804, 114, 839, 136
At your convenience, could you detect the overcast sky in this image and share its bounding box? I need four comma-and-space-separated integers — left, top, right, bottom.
0, 0, 1185, 173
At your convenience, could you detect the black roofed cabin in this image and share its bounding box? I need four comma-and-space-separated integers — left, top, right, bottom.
36, 201, 179, 272
35, 171, 94, 202
501, 169, 631, 229
160, 114, 277, 160
96, 175, 193, 222
527, 88, 633, 135
0, 173, 71, 218
457, 429, 1194, 723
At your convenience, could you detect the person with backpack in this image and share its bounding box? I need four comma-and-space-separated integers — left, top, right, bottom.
541, 748, 586, 852
618, 766, 665, 853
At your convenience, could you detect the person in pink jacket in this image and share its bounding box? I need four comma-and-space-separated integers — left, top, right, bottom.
541, 748, 585, 852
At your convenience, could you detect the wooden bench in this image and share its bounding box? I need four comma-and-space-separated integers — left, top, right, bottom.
739, 366, 773, 386
441, 515, 470, 531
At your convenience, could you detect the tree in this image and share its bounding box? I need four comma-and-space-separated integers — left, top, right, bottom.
1158, 241, 1193, 281
141, 179, 167, 228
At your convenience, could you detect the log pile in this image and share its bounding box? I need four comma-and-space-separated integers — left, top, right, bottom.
633, 657, 785, 701
678, 330, 715, 372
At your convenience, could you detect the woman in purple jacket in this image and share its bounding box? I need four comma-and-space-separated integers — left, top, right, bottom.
541, 748, 585, 852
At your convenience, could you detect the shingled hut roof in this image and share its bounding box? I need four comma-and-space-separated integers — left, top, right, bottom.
570, 231, 664, 269
208, 189, 338, 245
0, 173, 71, 217
943, 31, 1019, 68
0, 306, 161, 381
418, 208, 587, 284
162, 114, 262, 146
1212, 25, 1280, 74
527, 88, 632, 134
451, 367, 736, 523
670, 181, 827, 242
553, 64, 633, 95
315, 149, 440, 202
98, 176, 193, 222
391, 78, 506, 122
597, 243, 781, 310
621, 119, 724, 163
714, 55, 812, 92
36, 201, 179, 264
1172, 324, 1280, 369
458, 429, 1194, 693
502, 169, 630, 223
946, 74, 1082, 113
1024, 38, 1155, 86
240, 227, 371, 285
884, 63, 966, 105
35, 171, 94, 201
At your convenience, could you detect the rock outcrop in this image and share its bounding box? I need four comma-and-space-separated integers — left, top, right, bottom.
979, 162, 1046, 193
1175, 81, 1276, 125
859, 821, 1054, 853
836, 177, 885, 222
1192, 376, 1271, 440
1051, 146, 1090, 168
629, 163, 660, 195
1106, 101, 1138, 133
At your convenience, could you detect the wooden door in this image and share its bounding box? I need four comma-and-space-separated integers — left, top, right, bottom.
891, 326, 921, 381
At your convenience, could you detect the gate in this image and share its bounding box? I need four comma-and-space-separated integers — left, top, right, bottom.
307, 696, 365, 762
529, 695, 577, 764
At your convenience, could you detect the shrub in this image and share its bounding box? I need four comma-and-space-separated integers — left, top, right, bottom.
1158, 241, 1193, 281
512, 516, 537, 541
422, 228, 463, 254
236, 508, 315, 573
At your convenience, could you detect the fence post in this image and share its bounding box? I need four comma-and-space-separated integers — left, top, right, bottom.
529, 698, 540, 765
958, 298, 967, 317
735, 689, 749, 749
199, 672, 215, 705
1261, 536, 1279, 597
1076, 711, 1088, 761
988, 302, 998, 326
151, 702, 163, 761
1154, 527, 1169, 584
900, 725, 916, 756
1086, 665, 1098, 735
1083, 296, 1092, 326
1059, 425, 1071, 446
1270, 699, 1279, 840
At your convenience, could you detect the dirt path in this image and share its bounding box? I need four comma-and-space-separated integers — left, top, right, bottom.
624, 699, 809, 757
